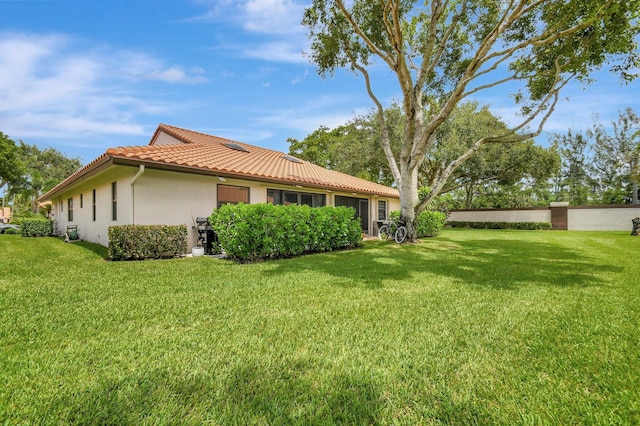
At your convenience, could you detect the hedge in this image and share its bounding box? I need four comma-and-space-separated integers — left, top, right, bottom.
447, 221, 552, 230
209, 203, 362, 262
20, 218, 53, 237
108, 225, 188, 261
389, 210, 447, 237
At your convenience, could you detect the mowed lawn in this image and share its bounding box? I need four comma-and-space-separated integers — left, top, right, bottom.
1, 230, 639, 425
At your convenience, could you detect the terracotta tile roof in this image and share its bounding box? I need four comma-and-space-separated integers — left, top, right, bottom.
41, 124, 399, 201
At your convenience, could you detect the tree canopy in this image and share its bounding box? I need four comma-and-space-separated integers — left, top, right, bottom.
4, 142, 82, 215
290, 102, 560, 208
0, 132, 24, 190
303, 0, 639, 239
551, 108, 640, 205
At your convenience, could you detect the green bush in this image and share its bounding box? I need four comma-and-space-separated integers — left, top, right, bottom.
389, 210, 447, 238
209, 203, 362, 262
108, 225, 188, 261
20, 218, 53, 237
447, 221, 552, 230
4, 228, 19, 235
415, 210, 447, 237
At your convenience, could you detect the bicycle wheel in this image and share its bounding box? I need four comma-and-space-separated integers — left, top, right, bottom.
378, 225, 390, 240
394, 226, 407, 244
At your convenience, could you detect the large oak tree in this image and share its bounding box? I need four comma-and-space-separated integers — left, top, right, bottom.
303, 0, 639, 240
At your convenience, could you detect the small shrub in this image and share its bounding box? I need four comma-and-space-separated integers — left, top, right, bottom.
4, 228, 19, 235
20, 218, 53, 237
108, 225, 188, 261
389, 210, 447, 238
209, 203, 362, 262
415, 210, 447, 237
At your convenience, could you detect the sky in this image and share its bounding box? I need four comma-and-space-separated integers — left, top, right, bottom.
1, 0, 639, 167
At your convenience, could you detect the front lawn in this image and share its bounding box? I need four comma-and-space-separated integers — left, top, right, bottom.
1, 230, 639, 424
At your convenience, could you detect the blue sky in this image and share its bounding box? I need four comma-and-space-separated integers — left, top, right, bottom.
1, 0, 639, 165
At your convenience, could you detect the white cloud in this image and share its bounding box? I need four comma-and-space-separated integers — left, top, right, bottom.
192, 0, 310, 63
242, 41, 308, 63
0, 32, 206, 140
242, 0, 306, 35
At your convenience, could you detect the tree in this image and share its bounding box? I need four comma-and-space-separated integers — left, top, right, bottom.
590, 108, 640, 204
8, 143, 82, 214
0, 132, 24, 191
550, 130, 595, 205
290, 102, 560, 208
303, 0, 639, 240
421, 102, 560, 208
288, 107, 403, 186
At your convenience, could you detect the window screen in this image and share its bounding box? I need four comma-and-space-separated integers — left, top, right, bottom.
217, 184, 249, 208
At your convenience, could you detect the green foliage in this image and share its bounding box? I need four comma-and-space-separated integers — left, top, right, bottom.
448, 221, 552, 230
3, 227, 19, 235
415, 210, 447, 237
288, 106, 403, 186
390, 209, 447, 238
209, 203, 362, 262
303, 0, 639, 238
20, 218, 53, 237
0, 131, 24, 189
552, 108, 640, 205
108, 225, 188, 261
6, 142, 83, 214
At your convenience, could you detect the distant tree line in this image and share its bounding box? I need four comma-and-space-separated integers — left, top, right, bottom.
289, 105, 640, 209
0, 131, 82, 219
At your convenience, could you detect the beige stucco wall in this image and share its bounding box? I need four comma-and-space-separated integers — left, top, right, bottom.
449, 209, 551, 223
50, 166, 134, 246
568, 206, 640, 231
52, 166, 400, 248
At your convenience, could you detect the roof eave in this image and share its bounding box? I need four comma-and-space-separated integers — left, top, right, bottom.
39, 155, 114, 202
110, 157, 399, 199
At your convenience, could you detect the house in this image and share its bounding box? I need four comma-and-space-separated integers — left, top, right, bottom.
40, 124, 400, 248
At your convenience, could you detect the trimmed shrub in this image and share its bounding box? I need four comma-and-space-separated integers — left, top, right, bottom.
415, 210, 447, 237
209, 203, 362, 262
447, 221, 552, 230
4, 228, 19, 235
389, 210, 447, 238
108, 225, 188, 261
20, 218, 53, 237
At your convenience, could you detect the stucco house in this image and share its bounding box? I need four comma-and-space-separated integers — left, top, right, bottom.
40, 124, 400, 248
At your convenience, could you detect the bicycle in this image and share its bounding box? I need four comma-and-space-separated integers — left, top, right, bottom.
377, 218, 408, 244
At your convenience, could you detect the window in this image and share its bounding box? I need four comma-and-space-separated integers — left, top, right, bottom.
111, 182, 117, 221
67, 198, 73, 222
92, 189, 96, 222
80, 193, 83, 208
217, 184, 249, 208
378, 200, 387, 221
267, 189, 326, 207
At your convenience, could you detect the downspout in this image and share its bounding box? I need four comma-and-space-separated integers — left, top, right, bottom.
130, 165, 145, 224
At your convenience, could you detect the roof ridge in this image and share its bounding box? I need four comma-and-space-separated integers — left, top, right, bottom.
158, 124, 254, 147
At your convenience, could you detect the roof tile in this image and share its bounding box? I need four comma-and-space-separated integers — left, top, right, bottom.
41, 124, 399, 201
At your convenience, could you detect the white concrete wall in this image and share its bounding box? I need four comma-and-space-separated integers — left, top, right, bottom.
449, 205, 640, 231
449, 209, 551, 223
568, 206, 640, 231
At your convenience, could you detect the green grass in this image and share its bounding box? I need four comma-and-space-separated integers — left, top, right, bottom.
1, 230, 639, 425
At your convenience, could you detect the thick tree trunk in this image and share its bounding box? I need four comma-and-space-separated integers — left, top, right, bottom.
399, 164, 419, 241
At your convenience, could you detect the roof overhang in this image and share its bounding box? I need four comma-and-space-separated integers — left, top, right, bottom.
39, 155, 114, 202
111, 157, 399, 198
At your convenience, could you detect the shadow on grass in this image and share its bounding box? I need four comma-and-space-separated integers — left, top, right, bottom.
59, 361, 381, 424
73, 241, 109, 259
265, 236, 621, 290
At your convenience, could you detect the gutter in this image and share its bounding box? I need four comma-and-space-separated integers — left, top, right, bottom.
130, 165, 145, 224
